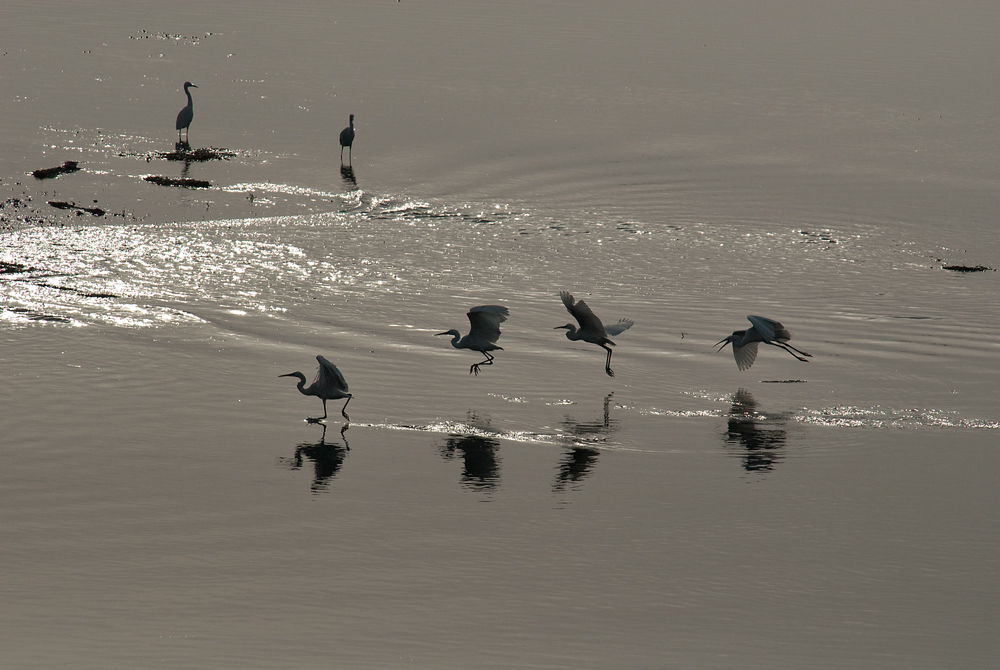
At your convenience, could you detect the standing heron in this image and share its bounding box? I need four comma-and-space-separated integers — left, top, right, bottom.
556, 291, 633, 377
716, 315, 812, 371
339, 113, 355, 165
175, 81, 197, 144
280, 355, 353, 422
436, 304, 509, 375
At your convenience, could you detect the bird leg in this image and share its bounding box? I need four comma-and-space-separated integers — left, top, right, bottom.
769, 342, 812, 362
602, 345, 615, 377
469, 351, 495, 376
308, 399, 329, 423
340, 396, 352, 421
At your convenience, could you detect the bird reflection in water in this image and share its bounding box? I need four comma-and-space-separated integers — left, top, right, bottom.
278, 423, 350, 493
553, 392, 617, 492
724, 389, 788, 472
438, 414, 501, 492
340, 164, 357, 187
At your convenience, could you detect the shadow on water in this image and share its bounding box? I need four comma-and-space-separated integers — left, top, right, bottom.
723, 389, 788, 472
553, 392, 617, 492
277, 423, 351, 493
438, 413, 501, 493
340, 165, 357, 188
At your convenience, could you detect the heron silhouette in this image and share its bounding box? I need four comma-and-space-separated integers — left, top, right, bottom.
436, 304, 509, 375
175, 81, 197, 145
716, 315, 812, 371
339, 113, 355, 165
280, 355, 353, 422
556, 291, 633, 377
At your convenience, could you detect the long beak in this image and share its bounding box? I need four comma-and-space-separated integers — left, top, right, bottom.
554, 324, 569, 330
279, 372, 294, 377
434, 331, 449, 336
714, 338, 731, 352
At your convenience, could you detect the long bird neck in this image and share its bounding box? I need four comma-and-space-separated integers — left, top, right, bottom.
448, 331, 463, 348
185, 86, 194, 108
288, 372, 310, 395
563, 325, 581, 340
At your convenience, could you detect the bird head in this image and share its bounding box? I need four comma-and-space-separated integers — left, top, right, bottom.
183, 82, 197, 89
280, 371, 307, 381
435, 329, 460, 337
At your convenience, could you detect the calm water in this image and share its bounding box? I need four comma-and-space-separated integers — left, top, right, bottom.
2, 2, 998, 668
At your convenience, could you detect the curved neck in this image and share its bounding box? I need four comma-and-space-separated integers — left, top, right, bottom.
185, 87, 194, 107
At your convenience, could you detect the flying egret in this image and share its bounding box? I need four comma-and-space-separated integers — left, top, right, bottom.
339, 113, 355, 164
436, 304, 509, 375
556, 291, 633, 377
280, 355, 353, 422
716, 315, 812, 371
175, 81, 197, 144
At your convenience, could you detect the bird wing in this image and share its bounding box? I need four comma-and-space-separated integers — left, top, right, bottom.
604, 319, 634, 336
314, 355, 349, 394
733, 341, 759, 371
467, 305, 508, 344
747, 315, 790, 343
560, 291, 606, 333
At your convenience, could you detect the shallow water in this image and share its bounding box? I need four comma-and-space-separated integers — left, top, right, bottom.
2, 2, 999, 668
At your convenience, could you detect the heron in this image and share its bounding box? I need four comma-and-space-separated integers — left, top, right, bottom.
175, 81, 197, 144
556, 291, 634, 377
280, 355, 353, 422
436, 304, 509, 375
716, 315, 812, 371
339, 113, 355, 165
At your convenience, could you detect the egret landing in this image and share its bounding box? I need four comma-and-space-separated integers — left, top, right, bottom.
716, 315, 812, 371
556, 291, 633, 377
281, 355, 353, 422
436, 304, 509, 375
340, 113, 355, 165
175, 81, 197, 145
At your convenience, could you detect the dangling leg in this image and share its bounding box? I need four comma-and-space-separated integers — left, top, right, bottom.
770, 342, 811, 362
602, 345, 615, 377
340, 396, 352, 420
469, 351, 495, 376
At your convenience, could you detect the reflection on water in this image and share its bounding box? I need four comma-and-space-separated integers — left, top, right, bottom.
438, 414, 501, 492
278, 423, 351, 493
554, 393, 616, 492
723, 389, 788, 472
340, 165, 357, 188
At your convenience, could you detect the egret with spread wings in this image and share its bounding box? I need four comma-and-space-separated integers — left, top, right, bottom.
280, 355, 353, 422
436, 304, 509, 375
716, 315, 812, 371
555, 291, 634, 377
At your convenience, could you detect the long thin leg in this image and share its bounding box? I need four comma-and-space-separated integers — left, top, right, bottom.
469, 351, 495, 376
769, 342, 811, 362
340, 396, 352, 420
309, 398, 329, 423
602, 345, 615, 377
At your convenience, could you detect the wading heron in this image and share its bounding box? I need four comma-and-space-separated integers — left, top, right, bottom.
436, 304, 509, 375
175, 81, 197, 144
556, 291, 633, 377
716, 315, 812, 371
340, 113, 355, 164
280, 355, 353, 421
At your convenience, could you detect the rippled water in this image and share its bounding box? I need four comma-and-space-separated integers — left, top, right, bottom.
2, 2, 998, 669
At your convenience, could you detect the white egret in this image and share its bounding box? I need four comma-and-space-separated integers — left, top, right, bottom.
436, 304, 509, 375
716, 315, 812, 371
556, 291, 633, 377
175, 82, 197, 144
339, 113, 355, 164
280, 355, 353, 421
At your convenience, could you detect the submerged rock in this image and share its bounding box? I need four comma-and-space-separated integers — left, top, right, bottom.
31, 161, 81, 179
47, 201, 106, 216
157, 147, 235, 162
942, 264, 995, 273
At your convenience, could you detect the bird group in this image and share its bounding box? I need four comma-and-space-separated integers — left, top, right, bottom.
282, 291, 811, 423
173, 82, 356, 165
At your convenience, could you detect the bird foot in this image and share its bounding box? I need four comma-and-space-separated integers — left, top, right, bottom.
470, 365, 481, 376
605, 367, 616, 378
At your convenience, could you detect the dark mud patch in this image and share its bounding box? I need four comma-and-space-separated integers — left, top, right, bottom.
942, 264, 995, 273
759, 380, 807, 384
48, 201, 106, 216
5, 307, 72, 323
144, 175, 212, 188
1, 261, 34, 274
31, 161, 81, 179
157, 147, 235, 162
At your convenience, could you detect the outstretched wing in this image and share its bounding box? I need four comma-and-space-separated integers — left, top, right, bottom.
467, 305, 508, 344
315, 355, 349, 394
733, 341, 759, 372
747, 315, 790, 343
604, 319, 634, 336
560, 291, 607, 333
